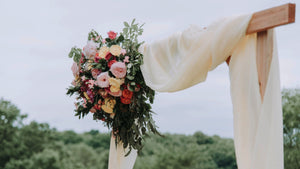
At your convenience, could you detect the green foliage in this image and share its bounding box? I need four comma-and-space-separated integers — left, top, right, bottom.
134, 133, 236, 169
68, 47, 82, 63
55, 130, 83, 144
282, 88, 300, 169
122, 19, 145, 52
0, 99, 26, 168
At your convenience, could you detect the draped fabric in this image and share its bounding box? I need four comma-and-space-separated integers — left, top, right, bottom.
108, 14, 284, 169
108, 136, 137, 169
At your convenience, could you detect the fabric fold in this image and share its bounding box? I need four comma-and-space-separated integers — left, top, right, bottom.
108, 135, 137, 169
140, 14, 252, 92
139, 14, 283, 169
109, 14, 283, 169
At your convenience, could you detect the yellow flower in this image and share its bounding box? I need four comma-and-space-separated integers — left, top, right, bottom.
98, 46, 109, 58
109, 78, 124, 86
101, 98, 116, 114
85, 60, 93, 71
110, 45, 122, 56
83, 92, 90, 100
75, 75, 81, 84
108, 78, 124, 92
110, 85, 120, 93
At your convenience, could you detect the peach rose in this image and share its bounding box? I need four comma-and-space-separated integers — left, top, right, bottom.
96, 72, 110, 88
110, 62, 126, 78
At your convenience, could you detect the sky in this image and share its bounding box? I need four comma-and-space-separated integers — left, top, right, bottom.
0, 0, 299, 138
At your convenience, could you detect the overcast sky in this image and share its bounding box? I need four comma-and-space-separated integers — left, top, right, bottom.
0, 0, 299, 138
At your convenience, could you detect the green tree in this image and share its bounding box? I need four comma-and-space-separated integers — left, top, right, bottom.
207, 136, 237, 169
55, 130, 83, 144
282, 88, 300, 169
84, 131, 110, 150
0, 99, 26, 168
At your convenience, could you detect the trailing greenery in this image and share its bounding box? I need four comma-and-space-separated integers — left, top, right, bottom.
66, 19, 159, 154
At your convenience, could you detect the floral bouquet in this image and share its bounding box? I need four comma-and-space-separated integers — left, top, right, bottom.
67, 19, 160, 154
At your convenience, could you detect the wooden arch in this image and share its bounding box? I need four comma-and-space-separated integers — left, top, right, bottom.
226, 3, 296, 101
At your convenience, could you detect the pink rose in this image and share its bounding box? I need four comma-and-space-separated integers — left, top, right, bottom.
96, 72, 110, 88
110, 62, 126, 78
107, 31, 117, 40
83, 41, 98, 59
71, 62, 79, 77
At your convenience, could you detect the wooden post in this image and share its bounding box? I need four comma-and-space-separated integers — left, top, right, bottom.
226, 3, 296, 101
256, 29, 273, 100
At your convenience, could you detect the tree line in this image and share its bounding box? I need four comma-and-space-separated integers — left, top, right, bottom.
0, 88, 299, 169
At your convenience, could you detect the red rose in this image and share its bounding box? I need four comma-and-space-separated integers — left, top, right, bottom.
93, 103, 101, 110
108, 60, 117, 68
122, 88, 133, 99
121, 96, 131, 104
107, 31, 117, 40
94, 53, 100, 63
105, 53, 114, 61
135, 84, 141, 92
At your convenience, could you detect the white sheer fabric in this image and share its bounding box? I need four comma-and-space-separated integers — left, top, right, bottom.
108, 14, 284, 169
108, 136, 137, 169
140, 14, 283, 169
229, 32, 283, 169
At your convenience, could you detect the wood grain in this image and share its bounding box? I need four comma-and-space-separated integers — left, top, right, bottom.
256, 29, 274, 101
246, 3, 295, 34
225, 3, 296, 101
226, 3, 295, 66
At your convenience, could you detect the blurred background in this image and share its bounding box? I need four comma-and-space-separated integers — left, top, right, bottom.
0, 0, 299, 168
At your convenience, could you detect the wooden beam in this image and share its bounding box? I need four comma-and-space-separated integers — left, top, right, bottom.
226, 3, 295, 65
246, 3, 295, 34
226, 3, 296, 101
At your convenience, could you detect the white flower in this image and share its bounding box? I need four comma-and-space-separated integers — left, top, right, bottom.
83, 41, 98, 59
